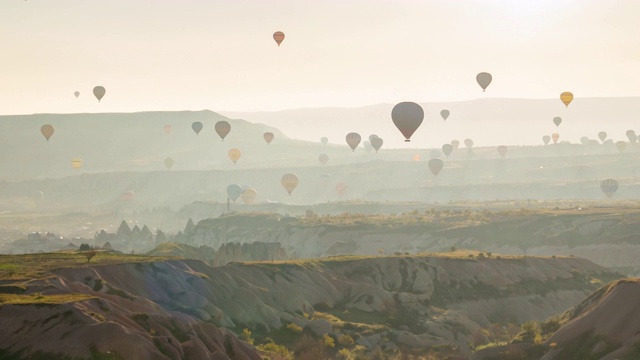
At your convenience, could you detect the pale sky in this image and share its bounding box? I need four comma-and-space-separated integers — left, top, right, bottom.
1, 0, 639, 114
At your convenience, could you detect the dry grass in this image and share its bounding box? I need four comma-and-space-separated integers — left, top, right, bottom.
0, 292, 95, 305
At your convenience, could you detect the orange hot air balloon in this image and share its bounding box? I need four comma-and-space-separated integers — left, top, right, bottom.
552, 133, 560, 144
413, 154, 421, 161
241, 188, 258, 205
164, 125, 172, 135
273, 31, 285, 46
122, 191, 135, 202
451, 140, 460, 150
264, 132, 274, 144
560, 92, 573, 107
40, 124, 54, 141
215, 121, 231, 141
319, 153, 329, 165
228, 148, 241, 164
281, 173, 299, 195
497, 145, 508, 158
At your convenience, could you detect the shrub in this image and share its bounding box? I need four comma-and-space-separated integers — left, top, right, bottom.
323, 334, 335, 348
286, 323, 303, 333
241, 328, 254, 345
85, 251, 97, 263
338, 334, 355, 347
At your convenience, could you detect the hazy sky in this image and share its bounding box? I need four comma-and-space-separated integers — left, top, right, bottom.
2, 0, 639, 114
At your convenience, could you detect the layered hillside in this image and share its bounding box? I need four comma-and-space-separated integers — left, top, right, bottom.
0, 251, 621, 359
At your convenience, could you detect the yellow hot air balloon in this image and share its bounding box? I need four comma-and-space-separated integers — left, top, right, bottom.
40, 124, 54, 141
273, 31, 285, 46
228, 148, 241, 164
560, 92, 573, 108
71, 158, 83, 169
281, 173, 299, 195
241, 188, 258, 205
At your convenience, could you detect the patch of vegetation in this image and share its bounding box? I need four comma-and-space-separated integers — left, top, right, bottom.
0, 293, 95, 305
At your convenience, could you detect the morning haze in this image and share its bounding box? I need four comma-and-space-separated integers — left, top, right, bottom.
2, 1, 640, 360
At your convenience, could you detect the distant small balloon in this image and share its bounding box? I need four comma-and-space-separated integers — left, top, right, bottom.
228, 148, 242, 164
440, 110, 450, 121
263, 132, 274, 144
93, 86, 106, 102
164, 125, 172, 135
164, 157, 174, 170
227, 184, 243, 201
413, 154, 421, 161
122, 191, 135, 202
346, 132, 362, 152
464, 139, 474, 148
626, 130, 637, 143
241, 188, 258, 205
74, 91, 80, 98
497, 145, 508, 158
273, 31, 285, 46
552, 133, 560, 144
71, 158, 83, 169
600, 178, 619, 198
553, 117, 562, 127
580, 136, 590, 145
560, 92, 574, 108
476, 72, 492, 92
428, 158, 444, 176
321, 137, 328, 146
451, 140, 460, 150
281, 173, 299, 195
215, 121, 231, 141
369, 134, 379, 142
371, 137, 383, 153
319, 153, 329, 165
192, 122, 203, 135
542, 135, 551, 145
40, 124, 54, 141
442, 144, 453, 158
598, 132, 607, 142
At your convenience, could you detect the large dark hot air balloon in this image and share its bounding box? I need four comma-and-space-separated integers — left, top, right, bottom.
600, 178, 619, 198
93, 86, 106, 102
476, 72, 492, 92
215, 121, 231, 141
428, 159, 444, 176
264, 132, 274, 144
40, 124, 54, 141
346, 133, 361, 152
392, 102, 424, 142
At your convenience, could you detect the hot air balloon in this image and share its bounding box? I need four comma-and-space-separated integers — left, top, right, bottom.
476, 72, 492, 92
346, 133, 361, 152
598, 132, 607, 142
336, 182, 347, 197
321, 137, 328, 146
451, 140, 460, 150
626, 130, 637, 143
227, 184, 243, 201
164, 125, 172, 135
122, 191, 135, 202
553, 117, 562, 127
543, 135, 551, 145
241, 188, 258, 205
192, 122, 203, 135
215, 121, 231, 141
600, 178, 619, 198
497, 145, 508, 158
442, 144, 453, 158
552, 133, 560, 144
392, 102, 424, 142
319, 153, 329, 165
560, 92, 573, 107
71, 158, 83, 169
363, 141, 373, 153
74, 91, 80, 98
440, 110, 450, 121
616, 141, 626, 153
428, 158, 444, 176
371, 137, 383, 153
228, 148, 241, 164
93, 86, 106, 102
273, 31, 285, 46
368, 134, 378, 142
40, 124, 54, 141
281, 173, 299, 195
263, 132, 274, 144
464, 139, 474, 148
580, 136, 590, 145
413, 154, 421, 161
164, 157, 174, 170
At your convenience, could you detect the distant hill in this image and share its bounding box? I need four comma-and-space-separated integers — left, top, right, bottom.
221, 97, 640, 148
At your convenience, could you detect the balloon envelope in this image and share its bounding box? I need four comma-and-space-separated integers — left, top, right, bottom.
451, 140, 460, 150
164, 125, 172, 135
164, 157, 174, 170
598, 131, 607, 142
215, 121, 231, 140
616, 141, 626, 153
281, 174, 299, 195
122, 191, 135, 202
192, 122, 203, 135
263, 132, 274, 144
74, 91, 80, 98
321, 137, 328, 146
319, 153, 329, 165
442, 144, 453, 157
552, 133, 560, 144
370, 137, 383, 152
40, 124, 54, 141
71, 158, 83, 169
542, 135, 551, 145
346, 132, 361, 152
440, 110, 450, 121
391, 102, 424, 142
560, 92, 574, 107
363, 141, 373, 153
241, 188, 258, 205
600, 178, 619, 198
464, 139, 474, 148
476, 72, 492, 91
553, 117, 562, 127
228, 148, 241, 164
428, 159, 444, 176
227, 184, 243, 201
497, 145, 508, 158
93, 86, 106, 102
273, 31, 285, 46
